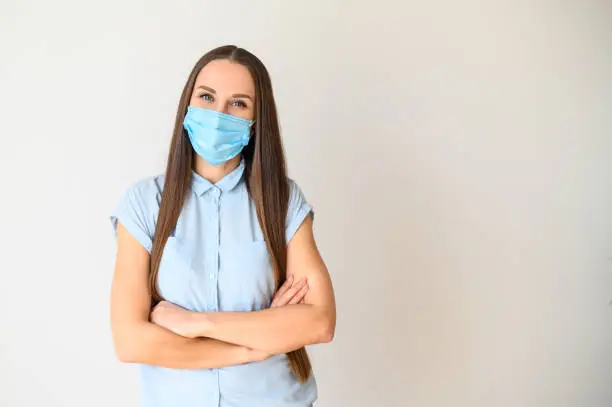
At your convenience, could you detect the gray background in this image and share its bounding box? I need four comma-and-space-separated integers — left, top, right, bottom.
1, 0, 611, 406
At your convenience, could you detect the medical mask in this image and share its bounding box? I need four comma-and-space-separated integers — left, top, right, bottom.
183, 106, 254, 166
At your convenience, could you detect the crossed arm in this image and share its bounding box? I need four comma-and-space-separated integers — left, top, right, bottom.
110, 216, 335, 369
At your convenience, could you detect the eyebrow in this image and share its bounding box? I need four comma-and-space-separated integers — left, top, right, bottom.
232, 93, 253, 101
196, 85, 216, 94
196, 85, 253, 101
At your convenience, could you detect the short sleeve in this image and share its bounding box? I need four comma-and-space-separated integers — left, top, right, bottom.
110, 178, 160, 253
286, 179, 314, 243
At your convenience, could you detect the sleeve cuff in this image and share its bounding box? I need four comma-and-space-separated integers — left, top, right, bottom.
110, 215, 153, 254
285, 204, 314, 243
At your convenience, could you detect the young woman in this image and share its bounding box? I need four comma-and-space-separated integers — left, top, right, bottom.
109, 45, 336, 407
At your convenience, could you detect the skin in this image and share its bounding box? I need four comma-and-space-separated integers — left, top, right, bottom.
110, 59, 335, 368
151, 275, 310, 339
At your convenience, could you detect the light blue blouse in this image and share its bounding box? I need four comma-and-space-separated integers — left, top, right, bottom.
110, 158, 317, 407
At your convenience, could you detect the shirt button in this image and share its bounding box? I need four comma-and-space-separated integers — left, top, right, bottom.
209, 273, 214, 279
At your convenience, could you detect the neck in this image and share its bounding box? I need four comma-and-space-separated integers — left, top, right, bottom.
193, 155, 241, 184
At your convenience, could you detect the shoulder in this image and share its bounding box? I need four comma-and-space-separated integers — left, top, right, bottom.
285, 178, 314, 242
110, 173, 165, 253
287, 177, 307, 202
122, 173, 165, 206
113, 172, 166, 225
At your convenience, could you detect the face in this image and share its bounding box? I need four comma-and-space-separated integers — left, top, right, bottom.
189, 59, 256, 121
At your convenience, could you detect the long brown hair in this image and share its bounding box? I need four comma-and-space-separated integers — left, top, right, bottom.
148, 45, 312, 382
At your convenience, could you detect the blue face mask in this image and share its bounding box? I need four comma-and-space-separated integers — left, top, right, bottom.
183, 106, 254, 166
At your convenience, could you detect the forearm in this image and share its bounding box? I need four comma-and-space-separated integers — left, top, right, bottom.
197, 304, 334, 354
117, 321, 251, 369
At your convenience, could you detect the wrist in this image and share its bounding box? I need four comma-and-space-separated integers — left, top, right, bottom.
239, 346, 254, 364
192, 312, 214, 338
243, 346, 268, 364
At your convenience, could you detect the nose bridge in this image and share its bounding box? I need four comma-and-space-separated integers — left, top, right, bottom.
213, 94, 229, 114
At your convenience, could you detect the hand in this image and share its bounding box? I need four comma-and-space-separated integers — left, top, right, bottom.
150, 301, 201, 339
244, 276, 309, 363
270, 275, 309, 308
245, 347, 271, 363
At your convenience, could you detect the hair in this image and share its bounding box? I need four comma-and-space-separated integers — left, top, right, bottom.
148, 45, 312, 382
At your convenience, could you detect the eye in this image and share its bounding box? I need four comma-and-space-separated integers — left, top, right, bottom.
232, 99, 248, 109
199, 93, 214, 103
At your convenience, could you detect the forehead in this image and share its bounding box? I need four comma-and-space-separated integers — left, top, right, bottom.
194, 59, 255, 96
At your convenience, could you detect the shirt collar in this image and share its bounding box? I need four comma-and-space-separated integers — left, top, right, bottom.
190, 157, 246, 196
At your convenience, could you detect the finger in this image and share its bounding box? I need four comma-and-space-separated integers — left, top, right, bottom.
272, 275, 294, 303
288, 282, 309, 305
271, 275, 295, 307
288, 283, 309, 305
278, 275, 294, 296
275, 278, 307, 306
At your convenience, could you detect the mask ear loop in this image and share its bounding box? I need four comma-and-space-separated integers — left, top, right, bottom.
243, 120, 255, 149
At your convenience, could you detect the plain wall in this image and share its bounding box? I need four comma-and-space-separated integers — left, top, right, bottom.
1, 1, 611, 406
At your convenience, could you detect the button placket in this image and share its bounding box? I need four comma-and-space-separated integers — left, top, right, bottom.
209, 187, 221, 312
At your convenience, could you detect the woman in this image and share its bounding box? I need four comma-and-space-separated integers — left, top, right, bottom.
109, 45, 336, 407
